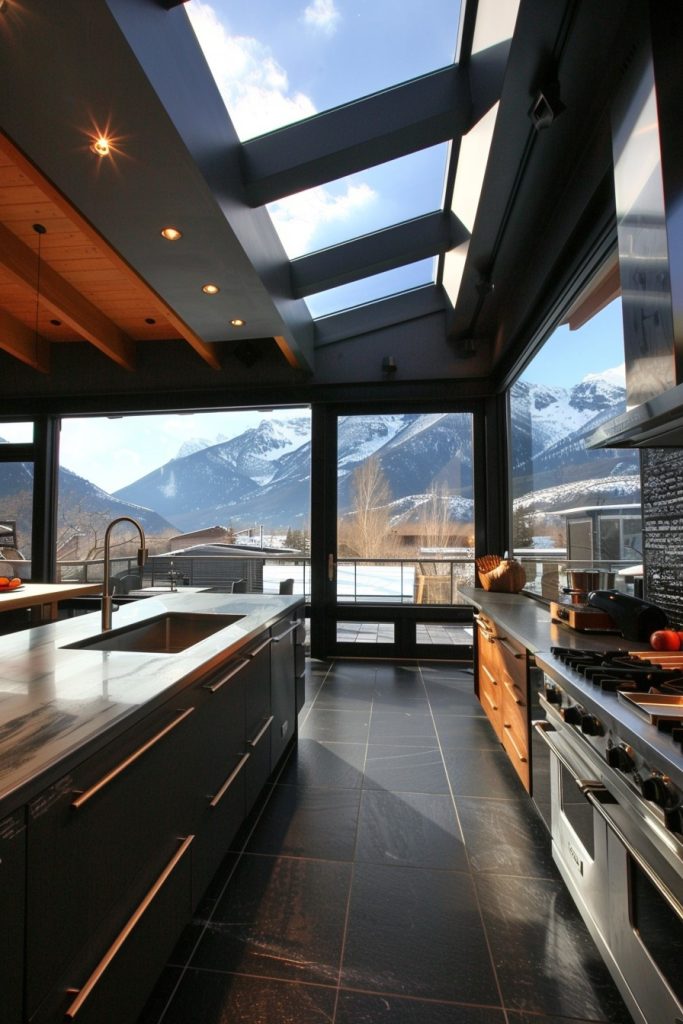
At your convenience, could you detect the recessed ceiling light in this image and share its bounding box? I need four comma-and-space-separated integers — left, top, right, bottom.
161, 227, 182, 241
145, 317, 157, 324
91, 136, 111, 157
230, 318, 246, 327
50, 319, 62, 327
202, 283, 220, 295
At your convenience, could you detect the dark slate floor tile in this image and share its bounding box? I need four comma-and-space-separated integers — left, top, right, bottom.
442, 746, 526, 799
507, 1014, 634, 1024
374, 662, 425, 697
456, 796, 556, 877
355, 789, 468, 871
277, 738, 366, 789
369, 709, 437, 744
189, 854, 351, 986
314, 679, 375, 710
363, 744, 450, 794
424, 681, 483, 713
299, 708, 370, 742
245, 784, 361, 860
135, 965, 183, 1023
336, 990, 506, 1023
341, 862, 498, 1004
140, 967, 336, 1024
476, 872, 634, 1021
433, 713, 502, 749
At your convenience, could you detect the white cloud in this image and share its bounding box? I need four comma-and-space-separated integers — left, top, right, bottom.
269, 182, 377, 257
302, 0, 341, 35
187, 1, 316, 138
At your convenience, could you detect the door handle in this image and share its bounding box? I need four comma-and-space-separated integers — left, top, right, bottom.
328, 553, 336, 581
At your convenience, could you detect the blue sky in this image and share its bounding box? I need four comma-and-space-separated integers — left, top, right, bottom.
520, 298, 625, 387
185, 0, 460, 314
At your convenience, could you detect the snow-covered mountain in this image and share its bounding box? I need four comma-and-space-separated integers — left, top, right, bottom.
99, 371, 640, 533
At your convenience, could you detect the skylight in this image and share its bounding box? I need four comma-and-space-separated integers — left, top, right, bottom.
186, 0, 461, 322
186, 0, 461, 141
306, 260, 435, 319
270, 145, 449, 259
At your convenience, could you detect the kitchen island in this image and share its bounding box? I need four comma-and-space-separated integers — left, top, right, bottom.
0, 591, 305, 1024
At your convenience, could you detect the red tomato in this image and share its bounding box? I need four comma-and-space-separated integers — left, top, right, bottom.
650, 630, 681, 651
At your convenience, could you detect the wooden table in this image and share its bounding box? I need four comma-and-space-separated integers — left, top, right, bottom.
0, 582, 102, 625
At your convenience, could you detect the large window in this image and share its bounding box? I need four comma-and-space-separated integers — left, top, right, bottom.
0, 421, 34, 580
56, 410, 311, 593
509, 296, 642, 597
336, 412, 475, 609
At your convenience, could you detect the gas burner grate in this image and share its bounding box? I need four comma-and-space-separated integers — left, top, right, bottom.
549, 647, 683, 694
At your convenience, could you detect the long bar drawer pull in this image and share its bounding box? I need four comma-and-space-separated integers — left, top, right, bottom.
250, 637, 272, 657
503, 679, 524, 705
481, 664, 496, 685
205, 659, 250, 692
532, 720, 600, 789
64, 834, 195, 1019
209, 753, 250, 808
247, 715, 274, 749
272, 621, 298, 643
498, 637, 523, 659
503, 723, 527, 762
483, 691, 498, 712
71, 708, 195, 810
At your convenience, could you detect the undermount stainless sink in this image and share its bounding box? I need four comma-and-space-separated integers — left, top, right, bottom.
63, 612, 244, 654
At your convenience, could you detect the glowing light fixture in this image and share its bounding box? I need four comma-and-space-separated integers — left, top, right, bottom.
91, 135, 111, 157
161, 226, 182, 241
202, 283, 220, 295
230, 318, 246, 327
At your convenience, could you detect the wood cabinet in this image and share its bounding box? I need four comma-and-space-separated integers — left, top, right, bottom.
0, 809, 25, 1024
16, 604, 302, 1024
475, 613, 530, 790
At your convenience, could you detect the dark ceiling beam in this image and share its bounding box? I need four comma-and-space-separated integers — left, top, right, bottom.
241, 65, 473, 207
314, 284, 449, 348
159, 1, 190, 7
291, 212, 470, 298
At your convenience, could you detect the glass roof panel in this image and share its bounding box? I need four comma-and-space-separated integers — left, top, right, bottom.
186, 0, 461, 141
270, 144, 448, 259
306, 259, 435, 319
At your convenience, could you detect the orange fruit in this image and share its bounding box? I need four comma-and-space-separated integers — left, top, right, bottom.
0, 577, 9, 587
9, 577, 21, 588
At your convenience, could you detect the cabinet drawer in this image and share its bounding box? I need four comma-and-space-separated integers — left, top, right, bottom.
34, 835, 194, 1024
26, 702, 197, 1016
501, 711, 530, 790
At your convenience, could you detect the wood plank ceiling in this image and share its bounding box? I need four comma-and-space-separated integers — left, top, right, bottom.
0, 133, 220, 373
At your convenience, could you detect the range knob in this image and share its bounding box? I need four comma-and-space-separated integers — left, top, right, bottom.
606, 744, 635, 772
562, 704, 583, 726
580, 713, 604, 737
544, 685, 562, 704
641, 773, 679, 810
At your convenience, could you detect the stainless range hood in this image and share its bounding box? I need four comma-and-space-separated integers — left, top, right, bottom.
588, 5, 683, 450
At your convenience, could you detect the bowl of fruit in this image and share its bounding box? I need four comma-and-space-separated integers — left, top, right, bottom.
0, 575, 23, 591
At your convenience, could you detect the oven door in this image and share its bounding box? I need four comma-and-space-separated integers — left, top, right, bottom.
584, 788, 683, 1024
534, 717, 611, 946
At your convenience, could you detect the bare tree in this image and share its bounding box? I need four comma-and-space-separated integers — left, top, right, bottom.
340, 457, 399, 558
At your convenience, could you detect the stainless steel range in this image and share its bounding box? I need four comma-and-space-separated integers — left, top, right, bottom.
533, 646, 683, 1024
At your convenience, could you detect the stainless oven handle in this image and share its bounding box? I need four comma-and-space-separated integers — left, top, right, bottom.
532, 720, 604, 792
584, 788, 683, 920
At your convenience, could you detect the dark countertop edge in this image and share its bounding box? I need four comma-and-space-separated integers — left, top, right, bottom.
0, 594, 303, 820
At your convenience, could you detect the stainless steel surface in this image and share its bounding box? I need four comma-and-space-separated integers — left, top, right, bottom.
536, 651, 683, 1024
618, 691, 683, 724
63, 612, 245, 654
0, 591, 302, 816
589, 13, 683, 451
102, 516, 147, 632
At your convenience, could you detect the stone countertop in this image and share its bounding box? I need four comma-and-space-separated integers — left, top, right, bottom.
458, 587, 649, 654
0, 591, 301, 816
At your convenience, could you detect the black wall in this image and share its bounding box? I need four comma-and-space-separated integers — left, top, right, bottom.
641, 448, 683, 627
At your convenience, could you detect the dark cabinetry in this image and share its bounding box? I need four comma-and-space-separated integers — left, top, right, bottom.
0, 810, 25, 1024
270, 614, 300, 765
16, 605, 302, 1024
